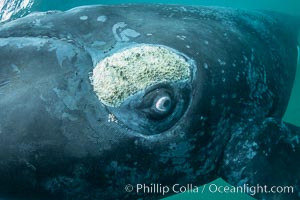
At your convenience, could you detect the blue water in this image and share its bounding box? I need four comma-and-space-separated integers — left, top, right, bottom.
1, 0, 300, 22
0, 1, 299, 200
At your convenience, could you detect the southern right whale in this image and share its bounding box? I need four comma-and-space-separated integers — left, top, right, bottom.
0, 4, 299, 200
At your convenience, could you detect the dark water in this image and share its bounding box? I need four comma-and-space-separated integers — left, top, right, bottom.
0, 0, 299, 200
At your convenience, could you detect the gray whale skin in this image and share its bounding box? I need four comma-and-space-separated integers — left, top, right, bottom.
0, 4, 300, 200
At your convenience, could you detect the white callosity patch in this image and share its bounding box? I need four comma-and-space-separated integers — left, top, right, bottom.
91, 45, 191, 107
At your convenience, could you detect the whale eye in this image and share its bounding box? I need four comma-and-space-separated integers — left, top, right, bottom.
91, 44, 194, 135
155, 95, 172, 113
139, 87, 176, 120
107, 83, 191, 135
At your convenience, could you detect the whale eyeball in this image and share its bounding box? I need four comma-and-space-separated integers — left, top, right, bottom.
140, 86, 177, 120
91, 44, 191, 107
155, 95, 172, 113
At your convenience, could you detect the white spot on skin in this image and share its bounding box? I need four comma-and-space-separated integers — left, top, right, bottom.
112, 22, 127, 41
291, 135, 300, 144
244, 141, 258, 159
97, 15, 107, 22
33, 19, 41, 26
121, 29, 140, 41
80, 16, 88, 20
146, 33, 153, 36
108, 113, 118, 123
11, 64, 21, 74
251, 48, 255, 61
39, 94, 46, 101
49, 43, 76, 67
112, 22, 140, 42
168, 13, 175, 18
91, 41, 106, 48
218, 59, 226, 66
186, 45, 190, 49
235, 74, 240, 81
176, 35, 186, 40
203, 63, 209, 69
181, 6, 187, 12
204, 40, 209, 45
48, 45, 56, 52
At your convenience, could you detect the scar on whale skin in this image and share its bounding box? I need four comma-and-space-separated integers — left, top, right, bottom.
112, 22, 141, 42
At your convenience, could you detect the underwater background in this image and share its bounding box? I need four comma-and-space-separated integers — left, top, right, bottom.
0, 0, 299, 199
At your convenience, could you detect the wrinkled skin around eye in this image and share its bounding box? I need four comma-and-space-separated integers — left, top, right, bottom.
107, 82, 191, 135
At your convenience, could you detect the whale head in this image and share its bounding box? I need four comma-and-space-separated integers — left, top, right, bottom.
0, 4, 299, 200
